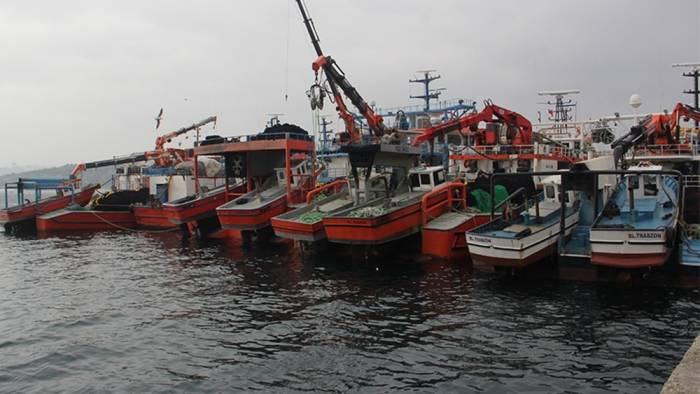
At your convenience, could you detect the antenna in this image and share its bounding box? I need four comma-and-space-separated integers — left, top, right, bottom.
537, 90, 580, 124
673, 62, 700, 126
410, 70, 442, 111
318, 115, 333, 153
267, 113, 284, 128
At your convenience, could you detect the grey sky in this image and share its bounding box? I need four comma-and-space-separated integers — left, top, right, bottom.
0, 0, 698, 166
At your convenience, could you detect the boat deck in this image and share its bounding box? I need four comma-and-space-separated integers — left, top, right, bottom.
423, 212, 474, 231
219, 186, 285, 211
472, 201, 566, 239
563, 225, 591, 256
595, 176, 677, 230
597, 198, 672, 229
390, 191, 425, 206
290, 197, 353, 223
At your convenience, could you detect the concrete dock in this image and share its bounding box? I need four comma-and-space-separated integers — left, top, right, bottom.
662, 334, 700, 394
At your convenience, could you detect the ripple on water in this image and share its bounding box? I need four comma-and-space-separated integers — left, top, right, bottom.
0, 231, 698, 393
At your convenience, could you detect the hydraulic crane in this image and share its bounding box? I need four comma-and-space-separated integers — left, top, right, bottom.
412, 100, 533, 147
638, 102, 700, 145
295, 0, 388, 143
611, 102, 700, 165
70, 116, 217, 179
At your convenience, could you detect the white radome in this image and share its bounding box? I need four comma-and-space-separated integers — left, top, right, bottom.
629, 94, 642, 109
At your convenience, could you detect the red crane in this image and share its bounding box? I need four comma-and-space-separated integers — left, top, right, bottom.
71, 116, 217, 178
295, 0, 388, 143
412, 100, 533, 147
640, 102, 700, 144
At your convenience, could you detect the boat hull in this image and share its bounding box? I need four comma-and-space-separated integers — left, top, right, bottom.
323, 202, 422, 245
0, 185, 99, 228
421, 214, 491, 260
36, 209, 137, 232
133, 206, 176, 229
271, 192, 354, 242
163, 190, 227, 225
467, 212, 579, 268
271, 217, 326, 242
589, 226, 675, 268
217, 195, 287, 231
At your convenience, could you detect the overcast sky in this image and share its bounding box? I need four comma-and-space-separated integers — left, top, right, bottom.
0, 0, 698, 166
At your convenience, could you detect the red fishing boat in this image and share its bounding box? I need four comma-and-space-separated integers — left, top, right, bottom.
164, 124, 316, 237
36, 188, 150, 232
271, 179, 352, 241
0, 178, 99, 232
37, 208, 138, 232
321, 144, 446, 245
420, 182, 491, 260
132, 205, 176, 229
162, 183, 241, 225
213, 128, 317, 233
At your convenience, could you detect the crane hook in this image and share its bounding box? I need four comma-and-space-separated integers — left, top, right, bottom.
307, 83, 325, 110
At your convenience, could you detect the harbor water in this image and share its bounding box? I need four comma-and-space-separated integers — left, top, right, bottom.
0, 231, 698, 393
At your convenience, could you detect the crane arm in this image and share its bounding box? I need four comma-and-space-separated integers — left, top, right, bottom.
70, 153, 149, 178
313, 56, 386, 137
412, 102, 532, 146
670, 102, 700, 129
154, 116, 217, 151
295, 0, 386, 140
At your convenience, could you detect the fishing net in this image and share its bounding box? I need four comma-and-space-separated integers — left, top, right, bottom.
348, 206, 386, 218
298, 210, 325, 224
469, 185, 508, 213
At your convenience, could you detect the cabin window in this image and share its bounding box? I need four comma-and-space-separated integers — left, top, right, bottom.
278, 171, 285, 180
628, 175, 639, 190
545, 185, 555, 199
643, 175, 658, 196
420, 174, 431, 186
410, 174, 420, 188
433, 170, 445, 186
557, 186, 570, 203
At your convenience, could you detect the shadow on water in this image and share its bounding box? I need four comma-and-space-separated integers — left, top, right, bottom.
0, 229, 698, 392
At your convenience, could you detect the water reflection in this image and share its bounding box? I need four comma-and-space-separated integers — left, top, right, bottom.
0, 231, 697, 392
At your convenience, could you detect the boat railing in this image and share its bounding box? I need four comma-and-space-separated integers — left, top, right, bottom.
421, 182, 468, 226
683, 175, 700, 189
198, 132, 315, 146
4, 178, 81, 208
321, 167, 349, 180
451, 144, 579, 160
630, 143, 699, 158
375, 98, 475, 117
306, 179, 349, 204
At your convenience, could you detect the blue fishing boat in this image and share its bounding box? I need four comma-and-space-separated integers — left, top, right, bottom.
590, 165, 679, 268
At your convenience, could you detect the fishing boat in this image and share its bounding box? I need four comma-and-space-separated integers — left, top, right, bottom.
590, 165, 680, 268
466, 175, 579, 268
420, 181, 492, 260
165, 123, 317, 236
270, 179, 353, 242
0, 178, 99, 232
36, 188, 149, 232
35, 116, 222, 233
320, 143, 446, 245
215, 133, 316, 233
132, 159, 226, 229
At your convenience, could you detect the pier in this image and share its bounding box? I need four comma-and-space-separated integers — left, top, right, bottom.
662, 334, 700, 393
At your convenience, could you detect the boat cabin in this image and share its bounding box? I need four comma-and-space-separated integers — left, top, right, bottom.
408, 166, 446, 192
624, 164, 664, 201
541, 175, 576, 207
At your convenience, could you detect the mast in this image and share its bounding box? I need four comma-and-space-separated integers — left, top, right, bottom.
410, 70, 443, 112
673, 62, 700, 127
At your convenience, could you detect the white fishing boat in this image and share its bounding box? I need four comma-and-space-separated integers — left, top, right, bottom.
466, 175, 579, 268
